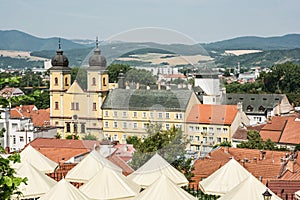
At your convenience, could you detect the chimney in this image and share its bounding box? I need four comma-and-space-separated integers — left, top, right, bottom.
259, 150, 266, 160
237, 102, 243, 112
224, 146, 229, 154
136, 82, 140, 90
117, 70, 125, 89
158, 82, 161, 90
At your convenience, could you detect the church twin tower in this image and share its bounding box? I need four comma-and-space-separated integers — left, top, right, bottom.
49, 39, 109, 139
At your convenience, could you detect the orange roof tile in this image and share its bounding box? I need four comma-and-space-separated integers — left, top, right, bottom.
187, 104, 238, 125
10, 105, 50, 127
260, 130, 282, 142
279, 117, 300, 144
107, 154, 134, 176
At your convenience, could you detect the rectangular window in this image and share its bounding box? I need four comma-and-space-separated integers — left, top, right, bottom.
71, 102, 79, 110
175, 124, 182, 130
105, 111, 109, 117
175, 113, 182, 119
165, 124, 170, 130
166, 113, 170, 119
104, 122, 109, 128
195, 126, 200, 131
28, 137, 31, 142
93, 103, 97, 111
223, 128, 228, 134
113, 134, 118, 141
195, 136, 200, 141
55, 102, 59, 110
122, 122, 127, 129
113, 122, 118, 128
217, 137, 221, 143
73, 123, 78, 133
143, 123, 148, 129
142, 112, 147, 118
217, 128, 221, 134
196, 146, 200, 151
122, 134, 127, 140
122, 111, 127, 117
133, 112, 137, 118
13, 136, 16, 144
189, 135, 194, 141
202, 127, 207, 133
66, 122, 71, 132
203, 137, 207, 144
189, 126, 194, 132
150, 112, 154, 118
223, 138, 228, 142
209, 127, 214, 133
158, 113, 163, 118
133, 123, 138, 129
19, 136, 24, 142
81, 124, 85, 133
114, 111, 118, 117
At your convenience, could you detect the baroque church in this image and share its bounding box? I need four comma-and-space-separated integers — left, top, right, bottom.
49, 39, 109, 139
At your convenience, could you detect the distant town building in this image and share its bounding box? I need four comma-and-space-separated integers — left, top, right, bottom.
0, 87, 24, 98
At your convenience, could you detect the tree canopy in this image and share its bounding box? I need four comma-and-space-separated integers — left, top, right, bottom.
0, 147, 27, 199
107, 64, 131, 83
128, 124, 194, 181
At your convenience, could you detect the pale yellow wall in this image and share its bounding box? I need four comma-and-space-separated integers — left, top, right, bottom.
87, 71, 109, 92
102, 109, 185, 143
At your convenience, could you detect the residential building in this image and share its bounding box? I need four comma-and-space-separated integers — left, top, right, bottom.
8, 105, 54, 152
49, 39, 108, 139
0, 108, 9, 148
260, 115, 300, 150
102, 88, 200, 142
186, 104, 249, 154
223, 93, 293, 125
0, 87, 24, 98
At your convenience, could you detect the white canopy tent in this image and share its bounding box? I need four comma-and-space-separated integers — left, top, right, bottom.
133, 175, 197, 200
199, 158, 251, 196
218, 175, 282, 200
39, 179, 90, 200
80, 166, 140, 200
12, 163, 57, 199
295, 190, 300, 200
12, 145, 58, 173
65, 150, 122, 183
128, 153, 188, 188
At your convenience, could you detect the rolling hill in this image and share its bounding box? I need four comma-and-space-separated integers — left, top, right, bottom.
0, 30, 85, 51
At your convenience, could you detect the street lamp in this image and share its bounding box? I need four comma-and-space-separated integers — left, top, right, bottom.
262, 189, 272, 200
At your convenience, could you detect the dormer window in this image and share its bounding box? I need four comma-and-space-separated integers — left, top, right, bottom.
247, 105, 254, 112
259, 105, 265, 112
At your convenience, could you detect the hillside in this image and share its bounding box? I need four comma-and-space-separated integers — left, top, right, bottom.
0, 30, 85, 51
202, 34, 300, 50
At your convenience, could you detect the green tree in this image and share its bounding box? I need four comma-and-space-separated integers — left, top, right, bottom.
107, 64, 131, 83
125, 68, 156, 85
65, 134, 79, 140
213, 141, 232, 148
129, 124, 194, 181
126, 135, 141, 147
82, 134, 97, 140
0, 147, 27, 199
0, 128, 6, 139
237, 130, 277, 150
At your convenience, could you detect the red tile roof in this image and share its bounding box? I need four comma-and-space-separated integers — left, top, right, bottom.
192, 147, 294, 186
259, 115, 300, 144
107, 154, 134, 176
187, 104, 239, 125
267, 180, 300, 200
233, 124, 266, 140
10, 105, 50, 127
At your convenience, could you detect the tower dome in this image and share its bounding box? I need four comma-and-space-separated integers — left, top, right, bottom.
51, 39, 69, 68
88, 37, 107, 70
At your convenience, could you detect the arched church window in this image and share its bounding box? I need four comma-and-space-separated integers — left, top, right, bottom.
66, 123, 70, 132
65, 77, 69, 86
54, 77, 58, 85
103, 77, 106, 86
92, 77, 96, 86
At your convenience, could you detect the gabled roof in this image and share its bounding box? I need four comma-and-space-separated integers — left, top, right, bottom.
232, 124, 265, 140
186, 104, 238, 125
0, 87, 24, 97
259, 115, 300, 144
10, 105, 50, 127
223, 93, 289, 114
102, 88, 193, 111
66, 80, 85, 94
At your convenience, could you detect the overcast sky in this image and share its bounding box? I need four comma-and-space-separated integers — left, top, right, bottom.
1, 0, 299, 43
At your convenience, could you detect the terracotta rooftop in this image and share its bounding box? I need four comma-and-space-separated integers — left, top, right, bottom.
192, 147, 296, 186
267, 180, 300, 200
10, 105, 50, 127
233, 124, 266, 140
259, 115, 300, 144
187, 104, 238, 125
